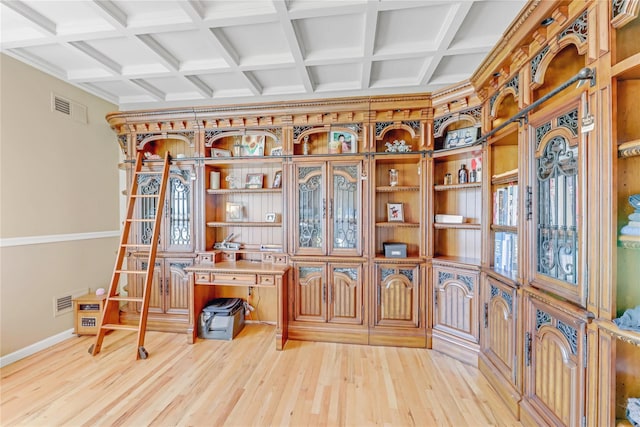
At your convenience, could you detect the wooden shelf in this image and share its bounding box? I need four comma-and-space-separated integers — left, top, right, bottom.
612, 52, 640, 80
373, 255, 423, 262
486, 266, 519, 284
619, 235, 640, 249
491, 224, 517, 233
598, 319, 640, 347
432, 144, 482, 160
375, 222, 420, 228
376, 185, 420, 192
433, 182, 482, 191
491, 169, 518, 185
207, 188, 282, 194
618, 139, 640, 158
207, 222, 282, 227
434, 222, 481, 230
432, 255, 481, 268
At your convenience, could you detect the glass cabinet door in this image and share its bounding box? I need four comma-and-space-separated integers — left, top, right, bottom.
329, 162, 362, 256
137, 169, 193, 252
294, 163, 327, 255
532, 117, 584, 306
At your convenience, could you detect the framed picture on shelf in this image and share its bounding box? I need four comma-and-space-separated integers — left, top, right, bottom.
272, 170, 282, 188
387, 203, 404, 222
245, 173, 264, 189
265, 212, 276, 223
212, 148, 232, 157
240, 135, 265, 156
226, 202, 243, 222
444, 126, 479, 149
328, 131, 356, 154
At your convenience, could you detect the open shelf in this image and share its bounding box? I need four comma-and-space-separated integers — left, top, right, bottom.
376, 185, 420, 192
491, 169, 519, 186
491, 224, 517, 233
619, 139, 640, 158
434, 222, 481, 230
375, 222, 420, 228
598, 319, 640, 347
619, 235, 640, 249
431, 255, 481, 268
207, 222, 282, 227
434, 182, 482, 191
207, 188, 282, 194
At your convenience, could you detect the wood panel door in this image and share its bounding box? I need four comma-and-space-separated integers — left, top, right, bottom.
292, 262, 327, 322
520, 290, 587, 427
481, 274, 519, 388
133, 258, 191, 316
433, 265, 479, 343
374, 264, 420, 328
327, 263, 363, 325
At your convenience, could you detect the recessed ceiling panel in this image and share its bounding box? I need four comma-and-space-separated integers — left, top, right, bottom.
200, 1, 277, 21
16, 44, 107, 77
374, 4, 451, 55
214, 22, 293, 67
147, 30, 230, 72
309, 63, 362, 92
294, 13, 364, 61
370, 57, 425, 88
112, 0, 192, 28
430, 52, 487, 84
197, 72, 255, 98
21, 1, 116, 35
249, 68, 305, 95
450, 1, 527, 50
0, 6, 49, 44
82, 37, 170, 76
88, 80, 149, 99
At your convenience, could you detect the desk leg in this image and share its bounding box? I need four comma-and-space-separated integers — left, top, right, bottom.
190, 280, 218, 344
275, 271, 288, 350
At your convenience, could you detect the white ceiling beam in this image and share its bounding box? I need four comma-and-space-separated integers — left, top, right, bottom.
68, 41, 122, 74
418, 2, 473, 85
360, 1, 378, 90
184, 75, 214, 98
130, 78, 165, 101
136, 34, 181, 71
89, 0, 128, 29
1, 0, 57, 35
4, 48, 66, 79
271, 0, 314, 93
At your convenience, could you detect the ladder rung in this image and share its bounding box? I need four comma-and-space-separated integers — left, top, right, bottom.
121, 244, 152, 249
108, 296, 143, 303
131, 194, 160, 198
127, 218, 155, 222
101, 324, 139, 332
115, 270, 147, 275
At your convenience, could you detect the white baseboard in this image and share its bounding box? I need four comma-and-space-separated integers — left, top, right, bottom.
0, 329, 74, 368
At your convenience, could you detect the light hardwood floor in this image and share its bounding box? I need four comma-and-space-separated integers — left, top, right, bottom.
1, 324, 522, 426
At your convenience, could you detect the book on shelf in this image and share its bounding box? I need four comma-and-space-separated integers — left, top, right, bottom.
493, 184, 518, 226
494, 231, 518, 274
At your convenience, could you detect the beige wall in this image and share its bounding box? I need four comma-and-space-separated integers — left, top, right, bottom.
0, 54, 120, 356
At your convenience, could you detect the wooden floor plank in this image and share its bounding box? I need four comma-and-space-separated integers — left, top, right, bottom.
1, 325, 522, 426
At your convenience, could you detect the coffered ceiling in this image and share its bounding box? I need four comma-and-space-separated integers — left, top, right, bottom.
1, 0, 527, 110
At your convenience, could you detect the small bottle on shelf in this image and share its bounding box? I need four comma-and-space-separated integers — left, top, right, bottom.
469, 168, 477, 183
444, 173, 453, 185
458, 164, 468, 184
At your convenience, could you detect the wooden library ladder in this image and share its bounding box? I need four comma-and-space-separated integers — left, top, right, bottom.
89, 151, 171, 360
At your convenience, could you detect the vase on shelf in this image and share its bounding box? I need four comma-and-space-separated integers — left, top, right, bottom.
389, 169, 398, 187
621, 194, 640, 236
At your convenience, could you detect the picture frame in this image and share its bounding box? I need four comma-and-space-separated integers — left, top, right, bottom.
387, 203, 404, 222
240, 135, 265, 156
270, 146, 283, 156
328, 131, 357, 154
444, 126, 479, 149
272, 170, 282, 189
265, 212, 276, 223
245, 173, 263, 189
226, 202, 243, 222
212, 148, 232, 158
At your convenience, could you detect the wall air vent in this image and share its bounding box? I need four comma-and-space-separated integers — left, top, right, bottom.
51, 93, 88, 124
53, 288, 88, 317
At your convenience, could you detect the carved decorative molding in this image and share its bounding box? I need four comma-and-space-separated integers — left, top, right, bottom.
618, 139, 640, 158
612, 0, 640, 28
558, 10, 588, 43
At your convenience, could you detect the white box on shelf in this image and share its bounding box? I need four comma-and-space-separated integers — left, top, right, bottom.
435, 214, 464, 223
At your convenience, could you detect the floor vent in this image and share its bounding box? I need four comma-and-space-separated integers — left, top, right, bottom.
51, 93, 88, 124
54, 288, 88, 317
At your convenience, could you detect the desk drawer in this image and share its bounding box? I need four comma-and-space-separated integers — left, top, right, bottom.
258, 275, 275, 286
195, 272, 211, 283
212, 273, 256, 284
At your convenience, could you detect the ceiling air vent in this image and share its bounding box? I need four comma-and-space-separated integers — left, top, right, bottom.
51, 93, 88, 124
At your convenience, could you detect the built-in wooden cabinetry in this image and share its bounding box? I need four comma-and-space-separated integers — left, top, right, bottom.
104, 1, 638, 423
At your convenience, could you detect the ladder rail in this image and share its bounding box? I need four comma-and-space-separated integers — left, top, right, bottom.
91, 151, 171, 359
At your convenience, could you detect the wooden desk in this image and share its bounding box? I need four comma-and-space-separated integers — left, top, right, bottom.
186, 259, 289, 350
